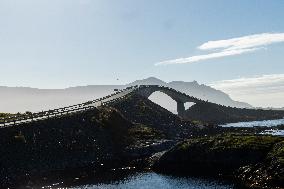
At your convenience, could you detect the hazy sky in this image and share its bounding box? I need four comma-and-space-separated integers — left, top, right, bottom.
0, 0, 284, 107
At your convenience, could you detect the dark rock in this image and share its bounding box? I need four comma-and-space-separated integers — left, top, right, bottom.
153, 134, 284, 188
237, 140, 284, 188
184, 101, 284, 124
0, 95, 192, 188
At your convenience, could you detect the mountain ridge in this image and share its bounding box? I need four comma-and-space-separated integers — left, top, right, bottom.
128, 77, 252, 109
0, 77, 252, 113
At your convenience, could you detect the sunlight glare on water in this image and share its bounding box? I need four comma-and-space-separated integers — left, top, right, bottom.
70, 172, 235, 189
220, 118, 284, 128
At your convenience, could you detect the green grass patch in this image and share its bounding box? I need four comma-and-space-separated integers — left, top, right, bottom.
128, 124, 165, 140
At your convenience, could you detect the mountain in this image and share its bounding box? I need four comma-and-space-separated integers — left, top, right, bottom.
127, 77, 167, 86
128, 77, 252, 109
0, 85, 123, 113
167, 81, 252, 108
0, 77, 252, 113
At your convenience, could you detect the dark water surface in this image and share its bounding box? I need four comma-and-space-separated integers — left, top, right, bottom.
220, 118, 284, 136
220, 118, 284, 128
66, 172, 237, 189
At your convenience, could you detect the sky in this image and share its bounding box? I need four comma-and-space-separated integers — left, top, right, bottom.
0, 0, 284, 107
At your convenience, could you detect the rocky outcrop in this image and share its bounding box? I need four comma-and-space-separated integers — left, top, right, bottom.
2, 93, 282, 188
153, 134, 284, 189
0, 95, 198, 188
0, 107, 133, 187
184, 101, 284, 124
236, 140, 284, 188
110, 94, 200, 139
0, 103, 183, 187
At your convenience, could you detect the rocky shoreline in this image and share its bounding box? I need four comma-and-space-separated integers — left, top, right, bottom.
0, 95, 283, 188
153, 134, 284, 189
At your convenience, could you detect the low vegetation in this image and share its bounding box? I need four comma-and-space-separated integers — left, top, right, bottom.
153, 134, 284, 188
185, 102, 284, 124
0, 113, 12, 118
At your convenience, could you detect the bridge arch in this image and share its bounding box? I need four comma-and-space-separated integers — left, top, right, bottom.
135, 85, 200, 118
184, 102, 196, 110
0, 85, 202, 127
148, 91, 178, 114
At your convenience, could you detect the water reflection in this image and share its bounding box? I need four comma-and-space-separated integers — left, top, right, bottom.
220, 118, 284, 128
70, 172, 236, 189
261, 129, 284, 136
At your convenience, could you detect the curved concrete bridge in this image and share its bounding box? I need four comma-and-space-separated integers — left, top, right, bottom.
136, 85, 202, 117
0, 85, 204, 127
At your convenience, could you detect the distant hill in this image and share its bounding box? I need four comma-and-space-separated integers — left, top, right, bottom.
0, 77, 252, 113
0, 85, 123, 113
184, 101, 284, 124
127, 77, 167, 86
127, 77, 252, 109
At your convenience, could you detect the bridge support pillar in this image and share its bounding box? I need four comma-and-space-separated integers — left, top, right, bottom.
177, 101, 185, 118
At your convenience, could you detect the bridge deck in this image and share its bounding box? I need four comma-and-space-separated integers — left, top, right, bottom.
0, 85, 204, 128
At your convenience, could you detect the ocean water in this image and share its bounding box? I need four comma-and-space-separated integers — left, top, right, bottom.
69, 172, 236, 189
260, 129, 284, 136
220, 118, 284, 128
220, 118, 284, 136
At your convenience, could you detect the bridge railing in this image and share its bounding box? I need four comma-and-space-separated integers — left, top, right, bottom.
0, 85, 202, 127
0, 85, 139, 127
0, 106, 95, 127
136, 85, 202, 102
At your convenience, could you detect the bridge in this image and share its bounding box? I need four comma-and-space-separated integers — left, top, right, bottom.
0, 85, 204, 127
136, 85, 201, 116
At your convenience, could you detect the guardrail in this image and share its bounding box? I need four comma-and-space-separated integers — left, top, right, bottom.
136, 85, 202, 102
0, 86, 139, 128
0, 85, 203, 128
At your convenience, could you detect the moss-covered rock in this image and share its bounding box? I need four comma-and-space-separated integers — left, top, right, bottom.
184, 102, 284, 124
110, 94, 197, 139
153, 134, 284, 188
0, 106, 169, 188
236, 140, 284, 188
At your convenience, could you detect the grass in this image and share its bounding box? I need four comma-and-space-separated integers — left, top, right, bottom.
268, 141, 284, 164
128, 124, 165, 140
177, 134, 284, 152
0, 113, 12, 118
